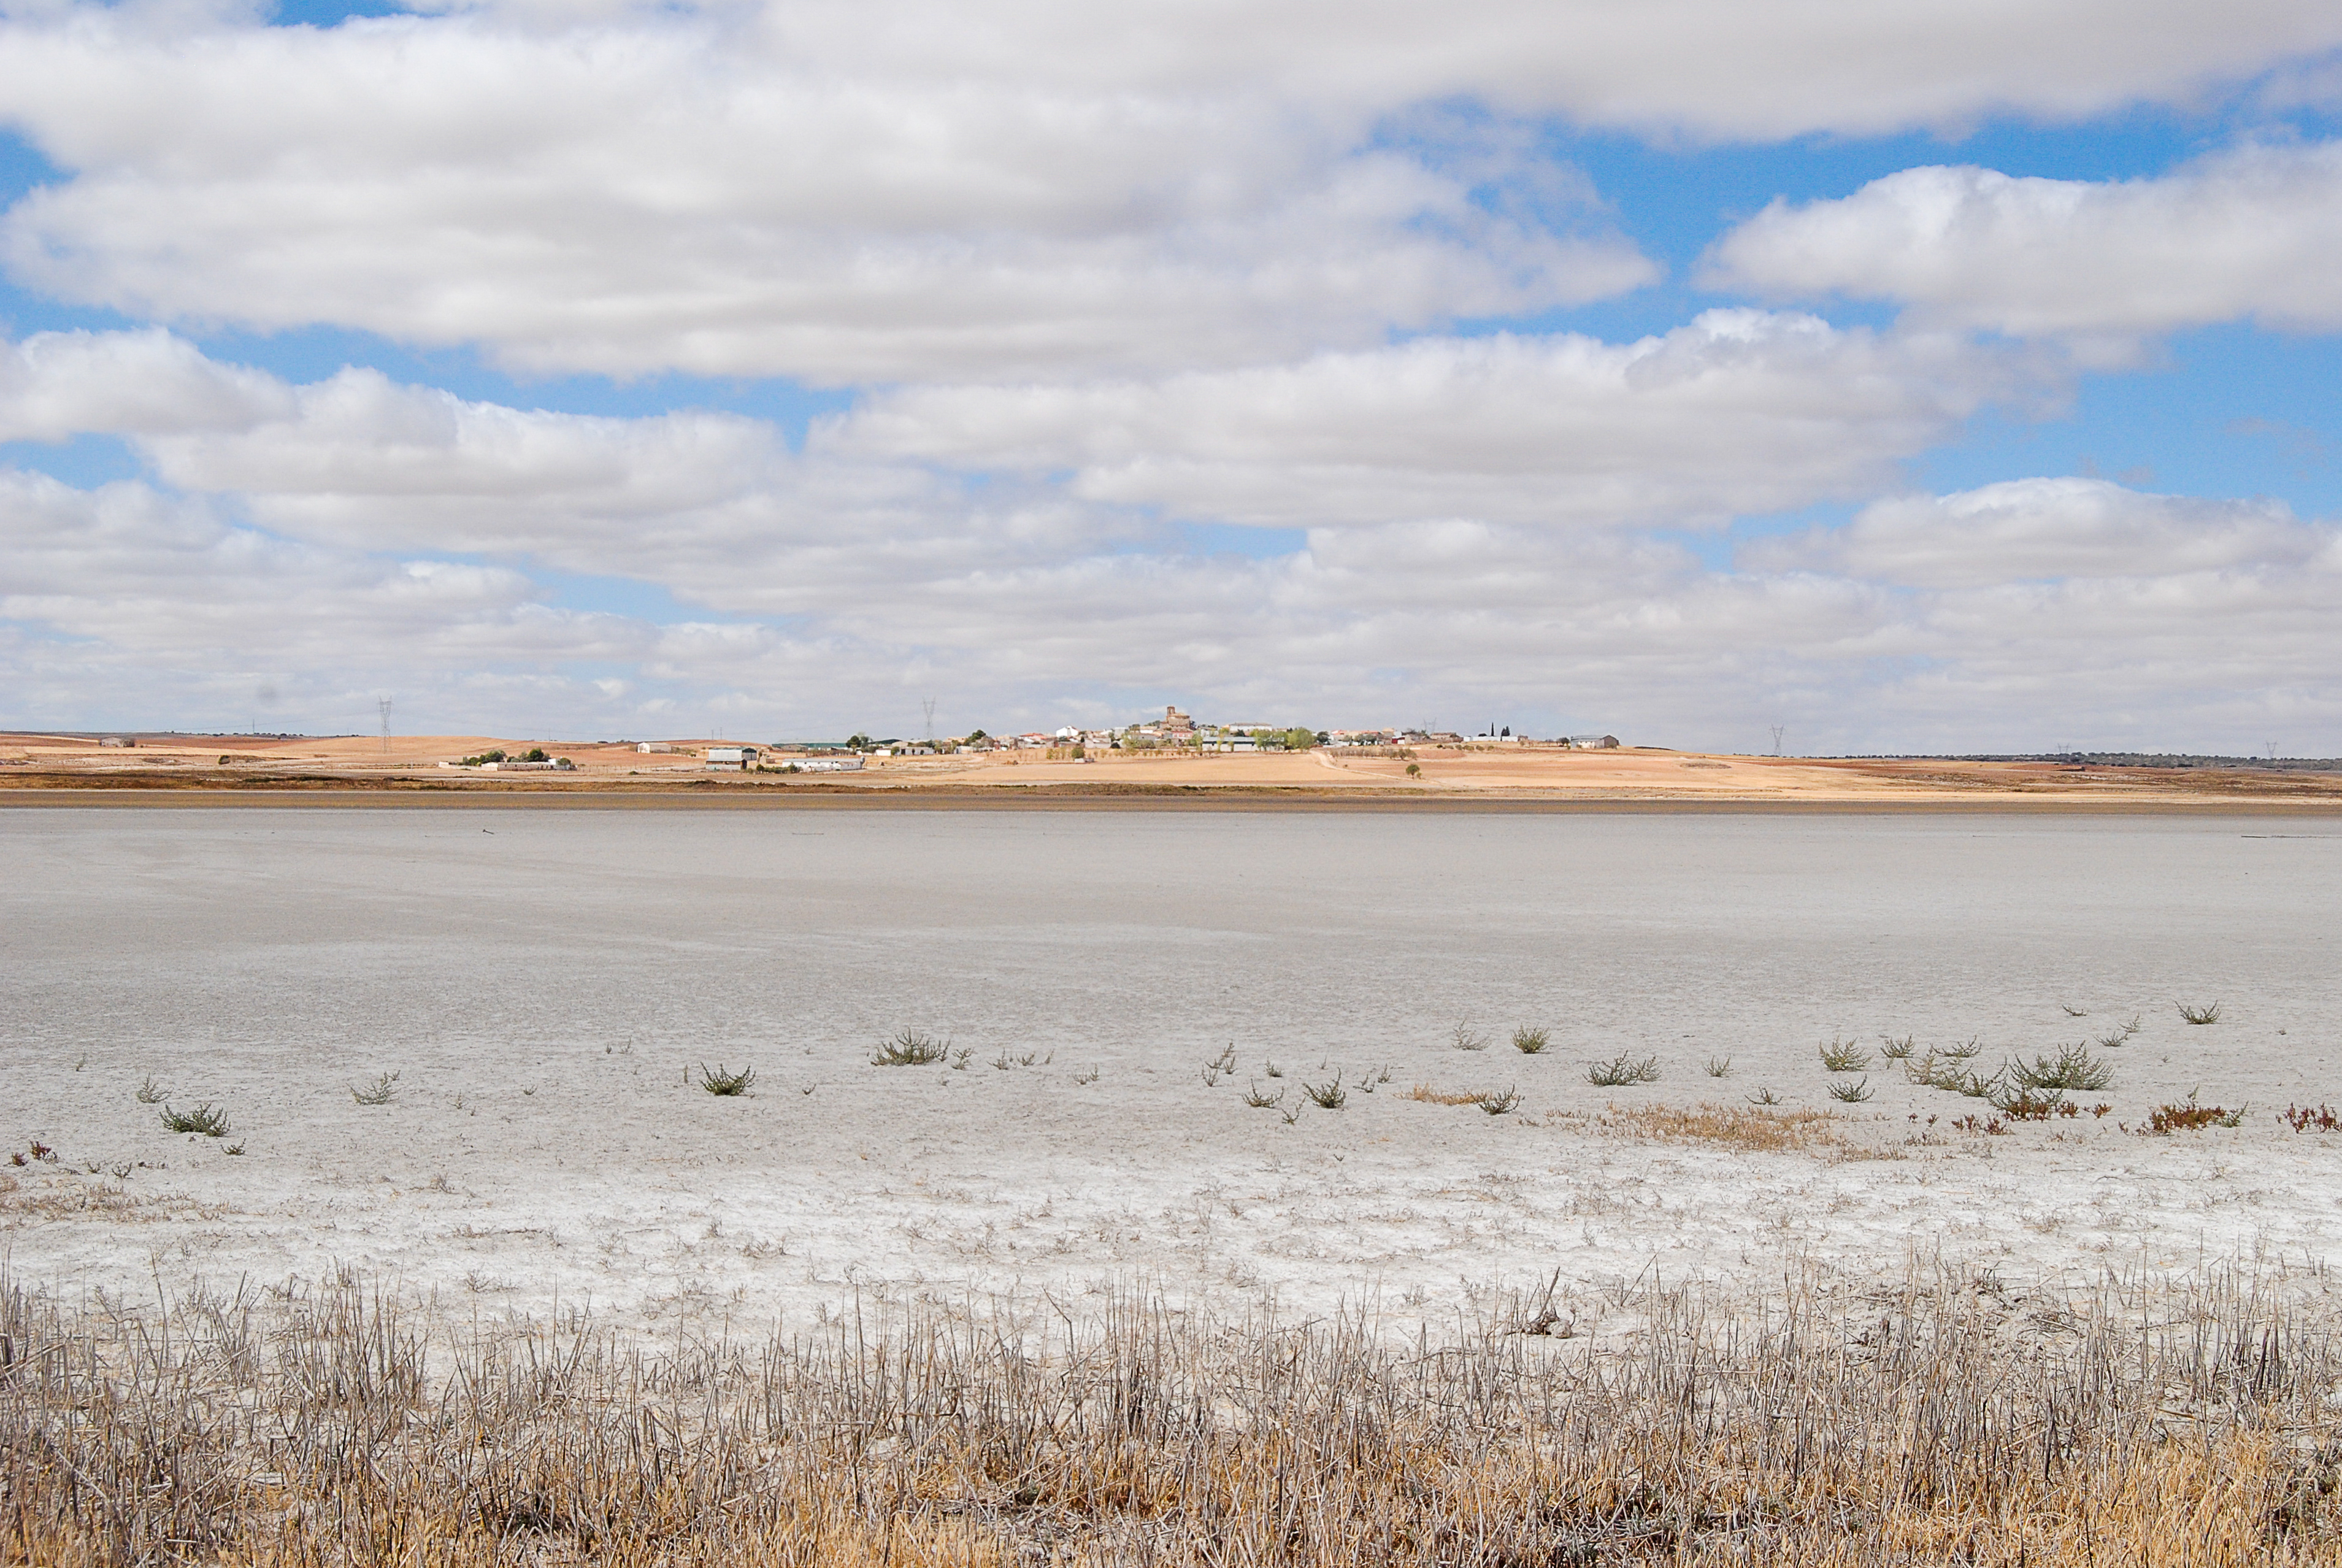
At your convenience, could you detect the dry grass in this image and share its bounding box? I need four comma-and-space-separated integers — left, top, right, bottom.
1599, 1100, 1856, 1153
7, 1264, 2342, 1566
1405, 1083, 1483, 1105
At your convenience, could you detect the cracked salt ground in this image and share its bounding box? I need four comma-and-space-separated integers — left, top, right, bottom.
4, 805, 2338, 1334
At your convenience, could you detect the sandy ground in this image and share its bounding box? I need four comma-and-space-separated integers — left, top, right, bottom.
6, 729, 2340, 805
6, 807, 2340, 1338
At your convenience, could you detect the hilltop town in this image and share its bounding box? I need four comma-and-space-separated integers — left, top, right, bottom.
755, 707, 1622, 766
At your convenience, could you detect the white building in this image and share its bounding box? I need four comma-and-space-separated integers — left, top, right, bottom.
705, 746, 760, 770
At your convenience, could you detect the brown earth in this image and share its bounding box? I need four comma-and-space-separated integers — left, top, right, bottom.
4, 729, 2338, 807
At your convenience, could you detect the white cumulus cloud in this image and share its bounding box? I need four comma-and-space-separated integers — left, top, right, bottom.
839, 312, 2049, 529
1751, 477, 2328, 588
0, 328, 293, 442
1703, 143, 2342, 348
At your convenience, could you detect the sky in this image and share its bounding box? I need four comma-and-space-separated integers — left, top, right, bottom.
2, 0, 2340, 753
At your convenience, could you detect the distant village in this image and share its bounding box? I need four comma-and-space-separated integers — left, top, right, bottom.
683, 708, 1621, 772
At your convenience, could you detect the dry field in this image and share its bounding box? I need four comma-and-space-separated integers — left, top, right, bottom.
9, 1262, 2342, 1564
7, 729, 2341, 804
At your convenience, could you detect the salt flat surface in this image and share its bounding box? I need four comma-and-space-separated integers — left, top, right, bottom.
5, 807, 2340, 1332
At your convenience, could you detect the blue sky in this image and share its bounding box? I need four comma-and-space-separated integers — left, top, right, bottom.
3, 0, 2340, 750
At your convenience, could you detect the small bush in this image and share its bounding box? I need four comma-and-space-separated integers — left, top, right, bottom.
2010, 1043, 2113, 1092
350, 1070, 401, 1106
2144, 1093, 2244, 1133
1745, 1087, 1781, 1106
1826, 1077, 1873, 1103
133, 1075, 168, 1105
1992, 1088, 2065, 1120
2281, 1104, 2341, 1132
871, 1030, 949, 1066
161, 1104, 230, 1137
1588, 1053, 1660, 1087
697, 1064, 755, 1096
1511, 1026, 1551, 1055
2094, 1017, 2141, 1048
1818, 1037, 1871, 1072
1302, 1079, 1347, 1109
1243, 1083, 1281, 1109
1940, 1036, 1984, 1061
1877, 1034, 1916, 1060
1703, 1055, 1732, 1078
1450, 1020, 1489, 1052
2058, 1002, 2088, 1018
1476, 1086, 1522, 1116
2176, 1001, 2222, 1025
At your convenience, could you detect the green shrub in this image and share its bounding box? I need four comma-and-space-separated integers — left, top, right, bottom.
698, 1064, 756, 1096
871, 1031, 948, 1066
1818, 1038, 1870, 1072
161, 1104, 230, 1137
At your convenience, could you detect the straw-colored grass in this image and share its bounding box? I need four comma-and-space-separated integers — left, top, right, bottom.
6, 1264, 2342, 1566
1598, 1099, 1857, 1153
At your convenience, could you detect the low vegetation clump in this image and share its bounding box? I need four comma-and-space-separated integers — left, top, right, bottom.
158, 1103, 230, 1137
1585, 1053, 1660, 1086
1510, 1024, 1551, 1055
2177, 1000, 2224, 1025
2282, 1104, 2342, 1132
1703, 1055, 1732, 1078
13, 1267, 2340, 1566
870, 1029, 949, 1066
697, 1064, 756, 1096
1825, 1076, 1873, 1103
1449, 1020, 1489, 1052
1603, 1102, 1849, 1152
2143, 1093, 2247, 1133
1877, 1033, 1917, 1059
1302, 1078, 1347, 1110
2095, 1016, 2143, 1047
133, 1075, 168, 1104
2010, 1042, 2115, 1093
350, 1070, 401, 1106
1818, 1037, 1871, 1072
1475, 1086, 1521, 1115
1991, 1088, 2066, 1121
1907, 1051, 1997, 1097
1405, 1083, 1481, 1105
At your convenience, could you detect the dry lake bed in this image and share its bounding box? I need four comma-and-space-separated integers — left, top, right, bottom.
6, 805, 2340, 1334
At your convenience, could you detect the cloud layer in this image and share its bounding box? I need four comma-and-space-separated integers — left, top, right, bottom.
4, 1, 2341, 376
2, 328, 2333, 749
2, 2, 2338, 748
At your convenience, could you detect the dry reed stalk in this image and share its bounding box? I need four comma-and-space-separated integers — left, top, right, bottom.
1599, 1099, 1854, 1153
6, 1262, 2342, 1564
